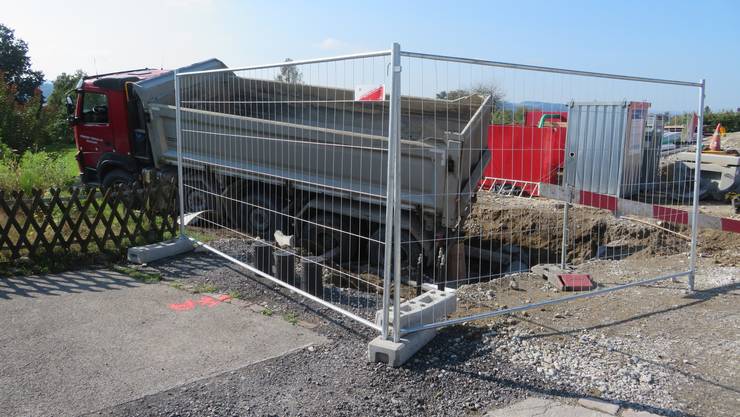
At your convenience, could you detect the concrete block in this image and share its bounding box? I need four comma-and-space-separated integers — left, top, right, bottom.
253, 240, 274, 275
676, 151, 739, 166
127, 237, 194, 264
273, 250, 298, 287
301, 256, 323, 297
577, 398, 620, 415
367, 329, 437, 367
531, 264, 572, 290
374, 289, 456, 330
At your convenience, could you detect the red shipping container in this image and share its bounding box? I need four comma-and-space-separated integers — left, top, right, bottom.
482, 125, 567, 196
524, 110, 568, 127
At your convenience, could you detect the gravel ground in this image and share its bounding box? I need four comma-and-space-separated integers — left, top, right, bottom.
82, 236, 735, 417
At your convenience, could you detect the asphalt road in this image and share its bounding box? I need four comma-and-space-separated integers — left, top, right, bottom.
0, 269, 326, 417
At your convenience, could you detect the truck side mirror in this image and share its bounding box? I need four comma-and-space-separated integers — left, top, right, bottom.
65, 96, 75, 116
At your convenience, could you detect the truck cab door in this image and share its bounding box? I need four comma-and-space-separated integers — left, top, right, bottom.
75, 91, 115, 175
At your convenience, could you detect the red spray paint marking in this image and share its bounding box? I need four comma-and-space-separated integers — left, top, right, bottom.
169, 299, 196, 311
169, 294, 231, 311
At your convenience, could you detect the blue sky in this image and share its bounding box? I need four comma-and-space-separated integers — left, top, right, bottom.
5, 0, 737, 110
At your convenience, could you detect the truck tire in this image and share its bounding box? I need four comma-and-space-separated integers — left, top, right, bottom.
298, 212, 358, 263
183, 175, 217, 214
367, 226, 423, 280
224, 184, 289, 239
101, 169, 135, 189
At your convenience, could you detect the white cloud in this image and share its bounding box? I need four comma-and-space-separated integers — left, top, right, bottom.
316, 37, 346, 50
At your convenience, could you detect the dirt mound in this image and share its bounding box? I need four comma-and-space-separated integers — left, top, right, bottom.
698, 229, 740, 266
465, 194, 689, 264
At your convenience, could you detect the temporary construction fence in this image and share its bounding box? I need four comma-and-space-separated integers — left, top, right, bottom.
173, 43, 708, 356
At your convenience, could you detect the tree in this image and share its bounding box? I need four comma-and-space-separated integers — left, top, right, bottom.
436, 83, 503, 106
275, 58, 302, 84
44, 70, 85, 143
491, 106, 527, 125
0, 23, 44, 102
0, 80, 45, 152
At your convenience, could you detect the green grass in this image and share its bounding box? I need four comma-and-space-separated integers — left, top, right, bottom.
227, 290, 242, 299
192, 282, 218, 294
112, 265, 162, 283
282, 311, 299, 325
0, 145, 79, 193
169, 281, 185, 290
261, 307, 274, 317
185, 228, 219, 243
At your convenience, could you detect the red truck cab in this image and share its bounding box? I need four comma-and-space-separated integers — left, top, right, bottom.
71, 68, 168, 187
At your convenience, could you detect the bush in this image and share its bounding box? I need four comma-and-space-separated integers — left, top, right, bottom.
0, 148, 78, 193
705, 111, 740, 133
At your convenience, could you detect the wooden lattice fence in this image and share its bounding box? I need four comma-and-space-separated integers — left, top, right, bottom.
0, 180, 178, 261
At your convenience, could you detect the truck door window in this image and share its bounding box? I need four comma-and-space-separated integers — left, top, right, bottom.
81, 92, 109, 124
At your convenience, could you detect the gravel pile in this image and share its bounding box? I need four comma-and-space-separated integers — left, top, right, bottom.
493, 327, 691, 412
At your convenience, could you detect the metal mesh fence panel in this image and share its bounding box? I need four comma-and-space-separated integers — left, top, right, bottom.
390, 49, 704, 336
175, 52, 400, 331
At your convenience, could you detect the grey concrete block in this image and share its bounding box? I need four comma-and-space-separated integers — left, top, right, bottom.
676, 151, 739, 166
531, 264, 572, 290
577, 398, 620, 415
127, 237, 194, 264
367, 329, 437, 367
374, 289, 456, 330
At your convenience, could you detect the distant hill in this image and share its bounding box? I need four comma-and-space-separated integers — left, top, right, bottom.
39, 81, 54, 100
518, 101, 568, 111
497, 100, 568, 112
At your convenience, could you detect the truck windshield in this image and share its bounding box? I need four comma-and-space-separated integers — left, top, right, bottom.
81, 92, 109, 124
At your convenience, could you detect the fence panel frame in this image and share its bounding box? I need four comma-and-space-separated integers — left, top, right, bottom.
393, 48, 705, 336
174, 49, 395, 334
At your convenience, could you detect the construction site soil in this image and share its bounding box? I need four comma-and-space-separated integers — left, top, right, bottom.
465, 193, 693, 266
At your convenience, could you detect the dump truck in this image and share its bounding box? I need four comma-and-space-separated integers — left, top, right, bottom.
69, 59, 493, 279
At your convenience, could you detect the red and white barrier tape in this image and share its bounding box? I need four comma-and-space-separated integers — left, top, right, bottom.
538, 183, 740, 234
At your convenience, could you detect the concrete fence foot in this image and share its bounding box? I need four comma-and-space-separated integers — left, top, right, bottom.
367, 329, 437, 367
127, 237, 194, 264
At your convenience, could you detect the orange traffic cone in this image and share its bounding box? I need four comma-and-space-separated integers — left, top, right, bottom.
709, 123, 722, 151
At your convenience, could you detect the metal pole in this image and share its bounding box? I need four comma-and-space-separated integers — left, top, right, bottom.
174, 69, 186, 238
390, 43, 403, 344
399, 270, 691, 335
381, 43, 402, 340
191, 239, 382, 331
560, 198, 570, 269
688, 79, 706, 292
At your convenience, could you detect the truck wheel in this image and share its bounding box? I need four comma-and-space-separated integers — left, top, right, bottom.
184, 176, 217, 214
368, 226, 423, 279
298, 212, 358, 263
101, 169, 135, 189
224, 185, 289, 239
